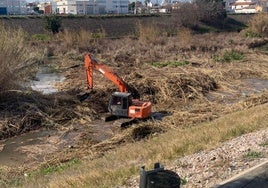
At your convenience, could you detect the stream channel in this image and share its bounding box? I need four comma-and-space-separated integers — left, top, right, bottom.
30, 66, 65, 94
0, 77, 268, 167
0, 66, 68, 167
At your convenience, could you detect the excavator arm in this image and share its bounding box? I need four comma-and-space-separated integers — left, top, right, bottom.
84, 53, 128, 92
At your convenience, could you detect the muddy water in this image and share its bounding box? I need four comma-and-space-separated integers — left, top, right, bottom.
207, 79, 268, 104
0, 131, 46, 166
243, 79, 268, 94
30, 66, 65, 94
90, 120, 117, 142
0, 129, 81, 167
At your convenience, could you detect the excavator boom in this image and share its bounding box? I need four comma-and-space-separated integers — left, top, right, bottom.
84, 53, 128, 92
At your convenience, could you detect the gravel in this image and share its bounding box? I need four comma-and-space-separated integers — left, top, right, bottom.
126, 128, 268, 187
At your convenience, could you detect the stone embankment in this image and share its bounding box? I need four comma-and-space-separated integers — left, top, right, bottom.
127, 128, 268, 187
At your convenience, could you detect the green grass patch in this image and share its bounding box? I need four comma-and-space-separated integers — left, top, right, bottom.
31, 34, 52, 41
26, 158, 80, 178
40, 158, 79, 175
243, 30, 262, 38
180, 177, 187, 185
221, 126, 247, 140
259, 141, 268, 147
243, 151, 263, 159
213, 50, 244, 62
151, 61, 189, 68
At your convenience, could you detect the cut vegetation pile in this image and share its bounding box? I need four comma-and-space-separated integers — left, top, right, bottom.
126, 68, 218, 105
0, 91, 97, 140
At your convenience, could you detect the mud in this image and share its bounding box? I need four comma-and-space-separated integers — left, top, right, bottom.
206, 79, 268, 105
0, 127, 83, 167
88, 120, 119, 142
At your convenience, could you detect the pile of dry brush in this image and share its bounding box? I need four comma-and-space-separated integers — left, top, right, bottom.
0, 91, 99, 140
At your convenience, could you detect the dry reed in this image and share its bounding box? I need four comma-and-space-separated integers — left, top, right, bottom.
0, 91, 97, 140
247, 13, 268, 37
0, 23, 27, 90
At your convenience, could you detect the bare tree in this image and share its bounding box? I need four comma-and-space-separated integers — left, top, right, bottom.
172, 0, 226, 28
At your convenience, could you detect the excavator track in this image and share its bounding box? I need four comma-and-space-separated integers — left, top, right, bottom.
113, 118, 138, 128
103, 114, 138, 128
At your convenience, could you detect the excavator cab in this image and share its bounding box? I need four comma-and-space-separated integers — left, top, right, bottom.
108, 91, 152, 120
108, 92, 132, 117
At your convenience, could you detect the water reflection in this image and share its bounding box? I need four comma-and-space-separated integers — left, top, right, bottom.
30, 66, 65, 94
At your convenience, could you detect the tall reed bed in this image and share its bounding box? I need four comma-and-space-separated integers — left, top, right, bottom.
0, 23, 27, 90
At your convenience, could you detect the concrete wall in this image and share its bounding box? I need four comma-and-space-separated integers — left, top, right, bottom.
0, 16, 170, 37
0, 0, 27, 15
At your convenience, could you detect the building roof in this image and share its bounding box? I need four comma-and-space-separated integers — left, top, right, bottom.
230, 1, 256, 5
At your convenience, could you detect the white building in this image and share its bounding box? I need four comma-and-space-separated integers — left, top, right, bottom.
56, 0, 77, 14
76, 0, 98, 15
54, 0, 128, 15
225, 0, 258, 13
106, 0, 129, 14
0, 0, 27, 15
96, 0, 106, 14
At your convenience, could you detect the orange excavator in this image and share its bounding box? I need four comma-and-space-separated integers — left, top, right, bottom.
84, 53, 152, 125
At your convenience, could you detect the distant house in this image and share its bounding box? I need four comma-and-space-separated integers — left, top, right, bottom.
0, 0, 27, 15
76, 1, 99, 15
55, 0, 77, 14
26, 3, 37, 14
37, 2, 53, 14
225, 0, 262, 13
54, 0, 128, 15
258, 0, 268, 12
106, 0, 128, 14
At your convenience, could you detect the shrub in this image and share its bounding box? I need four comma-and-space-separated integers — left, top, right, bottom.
57, 29, 77, 50
222, 50, 243, 62
56, 28, 106, 52
177, 28, 193, 47
136, 21, 160, 43
243, 30, 262, 38
45, 15, 62, 34
172, 0, 226, 28
0, 24, 27, 91
0, 23, 44, 92
244, 13, 268, 38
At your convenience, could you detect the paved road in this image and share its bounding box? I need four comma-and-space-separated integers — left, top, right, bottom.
214, 160, 268, 188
